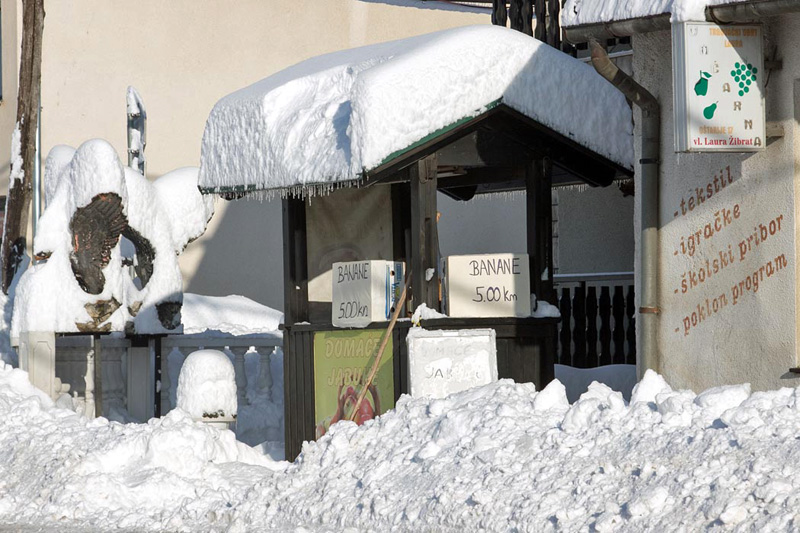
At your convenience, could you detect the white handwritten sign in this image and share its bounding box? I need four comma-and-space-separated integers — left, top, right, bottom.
332, 260, 404, 328
445, 253, 531, 317
406, 327, 497, 398
673, 22, 764, 152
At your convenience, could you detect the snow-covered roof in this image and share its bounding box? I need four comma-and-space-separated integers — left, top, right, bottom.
562, 0, 754, 28
199, 25, 633, 195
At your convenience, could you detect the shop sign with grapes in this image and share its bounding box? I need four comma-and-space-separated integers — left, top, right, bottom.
672, 23, 764, 152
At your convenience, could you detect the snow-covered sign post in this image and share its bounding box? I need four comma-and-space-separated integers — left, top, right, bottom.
672, 22, 764, 152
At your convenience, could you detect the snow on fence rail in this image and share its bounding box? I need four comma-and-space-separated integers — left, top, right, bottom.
53, 333, 281, 421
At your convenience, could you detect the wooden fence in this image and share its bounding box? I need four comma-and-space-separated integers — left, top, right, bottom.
553, 272, 636, 368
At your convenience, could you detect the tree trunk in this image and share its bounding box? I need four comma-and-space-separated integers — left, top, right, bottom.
2, 0, 45, 294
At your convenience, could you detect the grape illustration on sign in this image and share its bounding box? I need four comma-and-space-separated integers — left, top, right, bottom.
673, 23, 765, 152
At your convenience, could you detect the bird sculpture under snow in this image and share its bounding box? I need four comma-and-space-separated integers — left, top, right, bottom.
11, 139, 214, 337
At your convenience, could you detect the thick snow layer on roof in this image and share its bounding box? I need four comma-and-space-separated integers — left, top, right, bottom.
200, 25, 633, 193
562, 0, 752, 27
7, 363, 800, 530
181, 293, 283, 336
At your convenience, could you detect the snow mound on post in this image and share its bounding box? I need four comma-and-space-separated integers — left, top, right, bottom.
176, 349, 237, 419
200, 25, 633, 193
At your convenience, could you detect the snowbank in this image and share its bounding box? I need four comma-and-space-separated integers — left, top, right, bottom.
6, 361, 800, 531
562, 0, 754, 26
200, 25, 633, 194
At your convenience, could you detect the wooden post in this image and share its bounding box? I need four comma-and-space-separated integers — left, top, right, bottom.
2, 0, 45, 293
282, 197, 309, 326
526, 158, 555, 304
410, 155, 438, 312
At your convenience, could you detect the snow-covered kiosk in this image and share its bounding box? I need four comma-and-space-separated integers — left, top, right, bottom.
199, 25, 634, 457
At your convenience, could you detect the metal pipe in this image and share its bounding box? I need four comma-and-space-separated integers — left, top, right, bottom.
565, 0, 800, 43
590, 39, 661, 378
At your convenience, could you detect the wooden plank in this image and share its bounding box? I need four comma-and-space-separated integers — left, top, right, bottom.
496, 338, 510, 380
491, 0, 507, 27
391, 183, 411, 264
626, 286, 637, 365
612, 286, 626, 364
534, 0, 546, 42
586, 286, 598, 367
303, 331, 315, 445
599, 286, 612, 366
547, 0, 561, 48
572, 285, 587, 368
284, 331, 297, 460
509, 0, 523, 32
558, 286, 572, 365
410, 155, 439, 312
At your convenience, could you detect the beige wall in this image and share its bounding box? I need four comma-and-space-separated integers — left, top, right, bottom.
0, 1, 488, 309
633, 16, 800, 392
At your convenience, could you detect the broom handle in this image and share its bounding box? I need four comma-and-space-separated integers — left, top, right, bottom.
348, 272, 410, 422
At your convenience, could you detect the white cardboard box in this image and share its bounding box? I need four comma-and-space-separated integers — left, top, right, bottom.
332, 260, 404, 327
407, 327, 497, 398
446, 253, 531, 318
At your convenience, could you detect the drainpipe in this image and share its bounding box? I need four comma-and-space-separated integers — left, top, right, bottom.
565, 0, 800, 43
590, 40, 660, 378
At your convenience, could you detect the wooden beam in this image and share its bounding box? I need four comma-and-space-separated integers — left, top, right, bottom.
282, 197, 309, 326
526, 159, 555, 304
410, 155, 439, 312
534, 0, 546, 42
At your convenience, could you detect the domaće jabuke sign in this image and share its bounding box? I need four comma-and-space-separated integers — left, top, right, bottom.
672, 22, 764, 152
445, 253, 531, 318
407, 328, 497, 399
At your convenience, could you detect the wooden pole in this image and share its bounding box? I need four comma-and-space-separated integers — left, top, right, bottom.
2, 0, 45, 293
347, 274, 409, 423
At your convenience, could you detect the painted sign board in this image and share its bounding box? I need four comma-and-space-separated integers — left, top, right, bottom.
445, 253, 531, 318
313, 329, 394, 439
672, 22, 764, 152
331, 260, 404, 328
407, 327, 497, 399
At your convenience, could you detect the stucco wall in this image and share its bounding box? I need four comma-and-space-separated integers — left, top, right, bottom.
0, 1, 487, 310
632, 16, 800, 392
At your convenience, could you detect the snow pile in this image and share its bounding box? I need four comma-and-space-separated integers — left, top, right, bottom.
176, 349, 237, 419
0, 362, 281, 531
531, 293, 561, 318
181, 293, 283, 336
12, 142, 214, 337
411, 302, 448, 324
200, 25, 633, 194
562, 0, 753, 26
8, 363, 800, 530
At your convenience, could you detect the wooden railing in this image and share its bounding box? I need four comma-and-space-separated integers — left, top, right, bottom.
553, 272, 636, 368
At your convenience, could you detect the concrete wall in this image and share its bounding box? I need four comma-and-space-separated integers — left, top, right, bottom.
0, 1, 487, 310
632, 16, 800, 392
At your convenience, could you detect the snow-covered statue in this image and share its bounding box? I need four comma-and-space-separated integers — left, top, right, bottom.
11, 139, 214, 337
